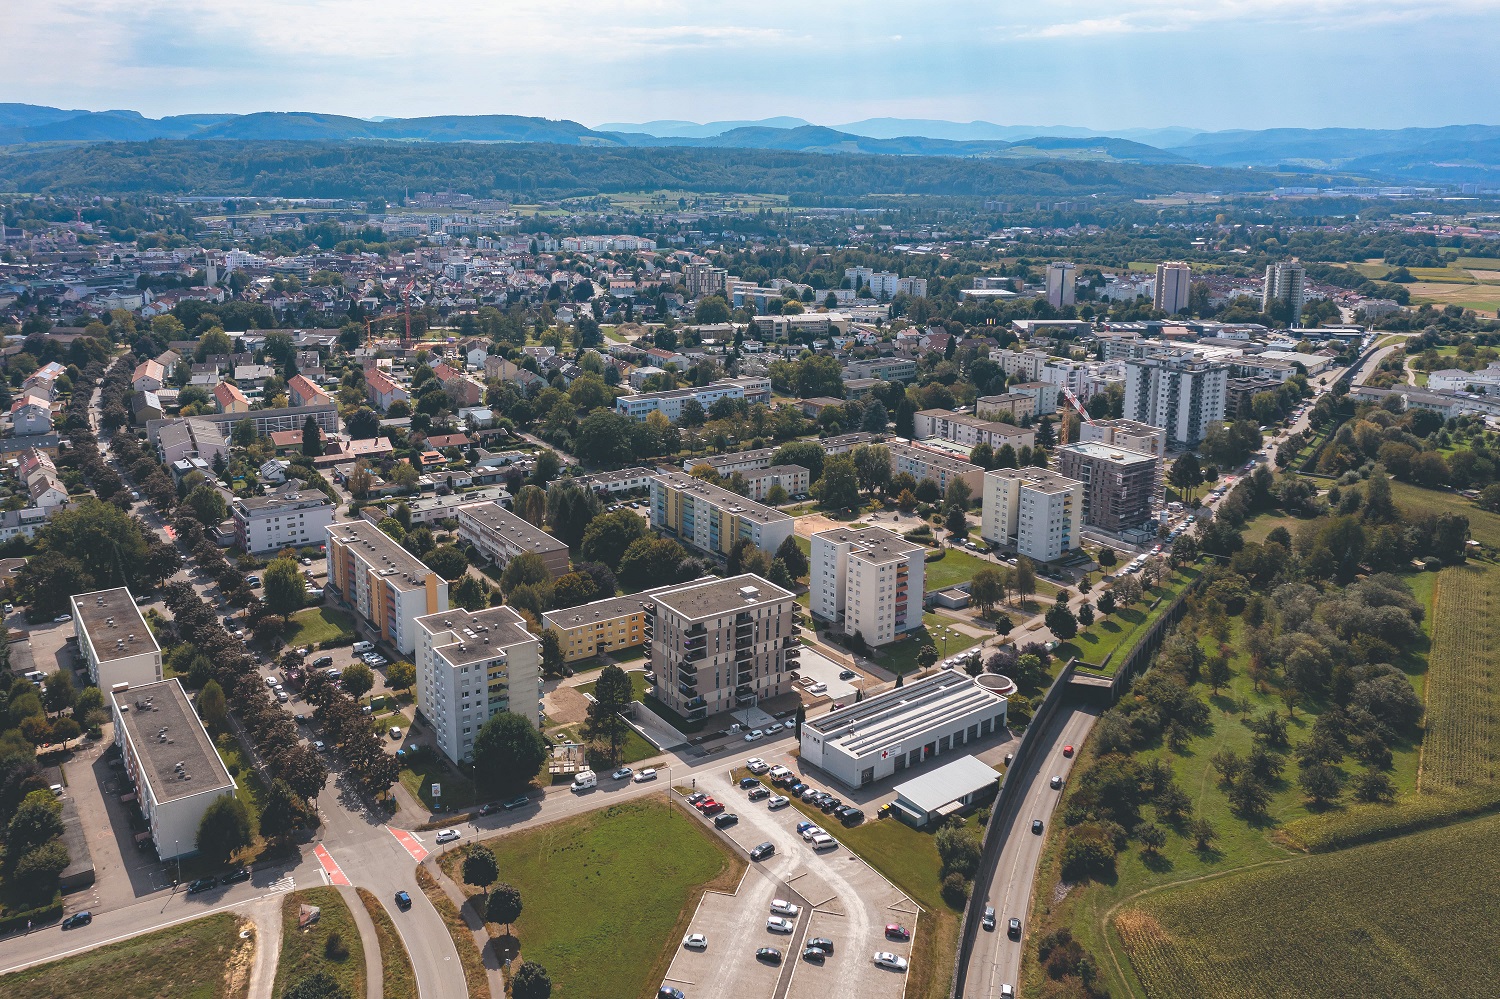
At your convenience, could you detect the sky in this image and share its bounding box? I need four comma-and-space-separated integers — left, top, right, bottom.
5, 0, 1498, 131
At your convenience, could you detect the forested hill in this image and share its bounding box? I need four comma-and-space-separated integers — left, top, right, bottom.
0, 139, 1302, 200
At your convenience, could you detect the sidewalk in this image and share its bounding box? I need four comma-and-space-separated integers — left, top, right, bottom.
421, 854, 506, 998
338, 885, 383, 999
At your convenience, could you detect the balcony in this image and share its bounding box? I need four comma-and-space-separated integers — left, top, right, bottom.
677, 678, 699, 699
735, 646, 753, 662
735, 634, 754, 649
677, 659, 698, 678
685, 623, 706, 637
684, 646, 707, 662
683, 632, 707, 650
735, 684, 754, 698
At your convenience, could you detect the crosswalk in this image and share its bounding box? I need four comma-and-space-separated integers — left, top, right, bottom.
269, 873, 296, 893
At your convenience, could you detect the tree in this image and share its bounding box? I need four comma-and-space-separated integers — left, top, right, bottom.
340, 663, 375, 700
1353, 768, 1396, 804
263, 557, 306, 618
540, 629, 566, 676
346, 407, 380, 439
813, 454, 860, 509
1169, 453, 1203, 494
259, 778, 307, 841
771, 440, 825, 482
917, 645, 938, 669
386, 660, 416, 691
423, 545, 469, 581
573, 409, 635, 466
183, 484, 227, 527
196, 795, 253, 864
462, 845, 499, 899
1191, 818, 1217, 851
346, 464, 372, 500
302, 415, 323, 457
42, 670, 75, 716
1206, 654, 1232, 694
1077, 603, 1095, 627
1045, 600, 1078, 640
1013, 556, 1037, 602
775, 535, 809, 580
1298, 762, 1346, 806
500, 552, 551, 594
511, 961, 551, 999
580, 510, 648, 567
1097, 548, 1117, 568
618, 537, 688, 591
196, 679, 228, 729
945, 504, 969, 539
970, 568, 1003, 614
281, 973, 350, 999
485, 880, 524, 936
7, 791, 63, 855
851, 444, 892, 495
1134, 822, 1167, 857
471, 712, 547, 796
583, 665, 633, 763
452, 575, 490, 611
695, 296, 731, 325
546, 482, 603, 550
514, 485, 547, 527
944, 477, 972, 511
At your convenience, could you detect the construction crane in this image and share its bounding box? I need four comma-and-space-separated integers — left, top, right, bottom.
1057, 386, 1094, 446
400, 280, 417, 347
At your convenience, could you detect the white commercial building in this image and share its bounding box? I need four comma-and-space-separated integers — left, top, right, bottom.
230, 481, 334, 554
72, 588, 163, 690
1154, 261, 1192, 314
799, 672, 1008, 788
415, 605, 541, 765
809, 526, 926, 647
110, 679, 236, 860
980, 468, 1083, 563
1123, 351, 1228, 448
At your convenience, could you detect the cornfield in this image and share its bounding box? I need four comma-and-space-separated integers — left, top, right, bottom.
1118, 813, 1500, 998
1419, 566, 1500, 792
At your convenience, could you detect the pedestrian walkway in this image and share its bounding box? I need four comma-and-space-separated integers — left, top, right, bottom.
422, 855, 506, 999
338, 884, 384, 999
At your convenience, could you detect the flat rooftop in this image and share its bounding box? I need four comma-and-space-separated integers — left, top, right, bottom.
984, 467, 1081, 495
1058, 441, 1159, 466
894, 755, 1001, 814
111, 679, 233, 804
326, 520, 435, 590
416, 604, 537, 667
71, 588, 159, 663
813, 525, 924, 564
651, 472, 792, 526
457, 501, 569, 554
807, 672, 1006, 761
651, 574, 794, 620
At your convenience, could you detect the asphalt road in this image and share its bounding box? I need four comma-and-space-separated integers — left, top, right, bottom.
964, 706, 1098, 999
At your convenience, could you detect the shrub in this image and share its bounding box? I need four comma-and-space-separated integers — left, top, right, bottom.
941, 872, 970, 908
324, 930, 350, 961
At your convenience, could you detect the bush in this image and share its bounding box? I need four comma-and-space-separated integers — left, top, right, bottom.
324, 930, 350, 960
941, 872, 970, 908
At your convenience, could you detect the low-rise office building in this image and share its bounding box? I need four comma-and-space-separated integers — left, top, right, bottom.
799, 672, 1008, 788
1055, 441, 1158, 533
649, 472, 794, 559
72, 588, 163, 689
456, 501, 571, 580
980, 467, 1083, 562
231, 480, 334, 554
110, 679, 236, 860
648, 574, 797, 724
325, 521, 449, 654
415, 605, 541, 765
809, 526, 925, 647
890, 755, 1001, 827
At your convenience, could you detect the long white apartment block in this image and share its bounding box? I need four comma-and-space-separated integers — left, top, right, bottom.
72, 587, 163, 689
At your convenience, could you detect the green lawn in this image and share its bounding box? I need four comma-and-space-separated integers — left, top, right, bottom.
1387, 479, 1500, 548
577, 670, 651, 703
440, 798, 744, 999
922, 547, 997, 590
273, 888, 365, 999
1064, 566, 1200, 674
356, 888, 418, 999
872, 612, 986, 675
286, 607, 356, 647
0, 913, 247, 999
549, 722, 660, 766
399, 754, 478, 810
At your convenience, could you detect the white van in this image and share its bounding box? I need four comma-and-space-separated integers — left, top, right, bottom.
810, 833, 838, 851
572, 769, 598, 791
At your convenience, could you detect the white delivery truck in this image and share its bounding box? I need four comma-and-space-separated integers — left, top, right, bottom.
571, 769, 598, 791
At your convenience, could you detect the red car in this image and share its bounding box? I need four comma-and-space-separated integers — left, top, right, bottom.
695, 798, 719, 811
701, 802, 725, 816
885, 924, 911, 941
1062, 745, 1074, 758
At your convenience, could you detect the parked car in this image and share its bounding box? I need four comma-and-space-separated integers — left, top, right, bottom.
657, 989, 685, 999
770, 899, 801, 917
187, 877, 218, 894
767, 917, 796, 934
739, 776, 761, 789
756, 947, 783, 964
766, 722, 783, 733
61, 911, 92, 929
873, 952, 909, 971
435, 828, 461, 844
501, 794, 531, 810
612, 767, 634, 780
749, 842, 776, 861
803, 946, 827, 963
686, 792, 708, 806
885, 924, 911, 941
713, 813, 739, 829
221, 868, 251, 886
795, 820, 817, 835
745, 757, 769, 774
700, 801, 725, 817
808, 936, 835, 954
394, 890, 412, 910
838, 669, 857, 680
767, 795, 790, 809
352, 641, 374, 653
744, 729, 764, 742
682, 932, 708, 950
801, 825, 826, 841
633, 768, 658, 783
748, 787, 770, 802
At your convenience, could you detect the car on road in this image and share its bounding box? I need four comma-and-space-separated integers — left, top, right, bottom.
767, 916, 796, 933
61, 911, 92, 929
983, 906, 996, 930
713, 812, 739, 828
612, 767, 634, 780
770, 898, 801, 917
313, 740, 327, 752
748, 787, 770, 802
745, 757, 769, 774
744, 729, 764, 742
221, 868, 251, 886
803, 946, 827, 963
885, 924, 910, 941
749, 842, 776, 861
682, 932, 708, 949
633, 768, 658, 783
873, 952, 909, 971
1050, 775, 1064, 790
501, 794, 531, 810
1032, 818, 1044, 834
187, 877, 218, 894
1063, 744, 1074, 757
394, 890, 412, 910
435, 828, 461, 844
53, 614, 72, 622
767, 794, 789, 809
478, 802, 497, 815
809, 936, 835, 954
1008, 917, 1022, 939
756, 947, 783, 964
766, 722, 783, 733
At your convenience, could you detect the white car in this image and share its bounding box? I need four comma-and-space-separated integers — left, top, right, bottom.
767, 916, 796, 934
435, 828, 461, 844
766, 722, 783, 734
767, 795, 790, 809
801, 825, 826, 841
745, 757, 769, 774
265, 676, 279, 687
352, 641, 374, 653
744, 729, 764, 742
770, 899, 801, 917
873, 952, 909, 971
682, 933, 708, 950
632, 768, 658, 783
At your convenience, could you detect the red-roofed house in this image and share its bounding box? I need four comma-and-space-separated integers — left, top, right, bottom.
432, 361, 483, 407
365, 368, 409, 411
269, 428, 325, 454
133, 360, 165, 392
288, 373, 332, 408
213, 381, 251, 414
10, 393, 53, 436
421, 433, 471, 450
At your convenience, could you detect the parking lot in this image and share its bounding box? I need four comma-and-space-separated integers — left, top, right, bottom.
792, 647, 861, 700
661, 767, 918, 999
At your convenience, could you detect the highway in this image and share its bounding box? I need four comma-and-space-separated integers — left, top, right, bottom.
963, 706, 1098, 999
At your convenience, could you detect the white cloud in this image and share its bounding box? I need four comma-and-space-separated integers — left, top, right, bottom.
1014, 0, 1496, 38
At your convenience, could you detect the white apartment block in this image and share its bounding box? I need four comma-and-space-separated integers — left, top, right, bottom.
739, 465, 811, 502
614, 377, 771, 421
888, 442, 985, 496
415, 604, 541, 765
1154, 262, 1192, 314
326, 521, 449, 655
1046, 262, 1077, 308
456, 501, 571, 580
810, 526, 925, 647
1262, 259, 1306, 324
981, 468, 1083, 563
1123, 352, 1228, 448
649, 472, 795, 560
682, 447, 777, 475
231, 481, 333, 554
72, 588, 163, 689
913, 410, 1036, 452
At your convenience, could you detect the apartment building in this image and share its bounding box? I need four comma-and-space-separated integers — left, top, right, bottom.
1055, 442, 1158, 533
365, 367, 410, 411
72, 587, 163, 689
649, 472, 794, 559
230, 480, 334, 554
147, 405, 340, 447
738, 464, 810, 502
887, 442, 984, 496
325, 521, 449, 654
456, 501, 570, 580
110, 679, 235, 860
821, 432, 884, 454
287, 374, 333, 408
913, 410, 1036, 452
980, 468, 1083, 563
993, 348, 1050, 381
415, 605, 541, 765
1123, 352, 1228, 447
363, 485, 509, 527
842, 357, 918, 383
1262, 259, 1306, 324
1078, 418, 1166, 502
681, 447, 777, 476
541, 583, 689, 663
1154, 261, 1192, 314
809, 526, 925, 647
614, 377, 771, 422
1046, 262, 1077, 308
647, 574, 797, 723
213, 381, 250, 414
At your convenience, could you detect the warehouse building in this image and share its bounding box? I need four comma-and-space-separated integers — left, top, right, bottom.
890, 755, 1001, 828
799, 672, 1008, 788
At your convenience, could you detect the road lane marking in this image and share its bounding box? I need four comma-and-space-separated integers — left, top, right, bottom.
389, 827, 428, 862
315, 844, 350, 885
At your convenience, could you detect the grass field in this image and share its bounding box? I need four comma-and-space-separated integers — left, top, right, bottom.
577, 669, 651, 703
440, 798, 744, 999
872, 611, 986, 675
0, 913, 250, 999
1416, 564, 1500, 792
286, 607, 356, 647
1116, 812, 1500, 999
272, 887, 365, 999
400, 754, 478, 810
1387, 479, 1500, 547
548, 721, 660, 765
1064, 567, 1200, 674
356, 887, 418, 999
1406, 281, 1500, 314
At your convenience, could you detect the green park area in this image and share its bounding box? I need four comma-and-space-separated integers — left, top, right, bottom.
285, 607, 356, 647
273, 887, 365, 999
